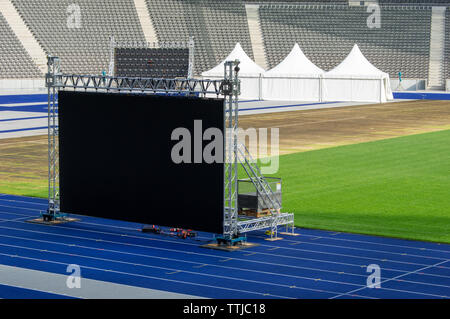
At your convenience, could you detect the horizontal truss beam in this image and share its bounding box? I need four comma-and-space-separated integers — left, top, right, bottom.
111, 38, 193, 49
47, 73, 225, 95
224, 213, 294, 234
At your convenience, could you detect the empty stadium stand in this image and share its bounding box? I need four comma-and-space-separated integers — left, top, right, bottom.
445, 9, 450, 81
0, 0, 448, 84
0, 12, 41, 78
10, 0, 147, 74
379, 1, 449, 5
146, 0, 254, 75
259, 4, 432, 79
244, 0, 347, 2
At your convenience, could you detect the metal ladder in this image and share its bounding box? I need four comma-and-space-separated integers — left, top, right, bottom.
237, 143, 282, 238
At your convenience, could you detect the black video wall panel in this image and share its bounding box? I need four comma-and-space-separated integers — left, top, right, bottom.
115, 48, 189, 78
58, 91, 224, 234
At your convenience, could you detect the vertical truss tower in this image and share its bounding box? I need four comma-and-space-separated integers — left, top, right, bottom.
223, 60, 240, 239
44, 56, 62, 220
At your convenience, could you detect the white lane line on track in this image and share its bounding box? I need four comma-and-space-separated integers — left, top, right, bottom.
0, 252, 293, 299
0, 218, 420, 281
2, 198, 449, 255
1, 232, 449, 293
0, 102, 48, 107
0, 233, 369, 285
1, 213, 446, 280
1, 224, 450, 298
0, 243, 358, 299
0, 198, 47, 206
247, 234, 448, 261
76, 227, 450, 269
252, 232, 450, 255
0, 216, 32, 223
0, 204, 446, 269
0, 224, 374, 282
248, 232, 450, 255
330, 260, 450, 299
0, 239, 446, 299
1, 209, 450, 281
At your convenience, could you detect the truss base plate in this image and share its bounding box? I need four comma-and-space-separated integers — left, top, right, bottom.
279, 232, 300, 236
200, 242, 258, 252
265, 237, 283, 241
26, 217, 79, 225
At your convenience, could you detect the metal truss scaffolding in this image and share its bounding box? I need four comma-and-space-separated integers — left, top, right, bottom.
45, 55, 294, 238
222, 61, 240, 239
45, 56, 62, 219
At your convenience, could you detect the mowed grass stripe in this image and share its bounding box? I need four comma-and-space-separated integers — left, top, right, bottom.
0, 130, 449, 243
259, 129, 450, 243
0, 182, 47, 199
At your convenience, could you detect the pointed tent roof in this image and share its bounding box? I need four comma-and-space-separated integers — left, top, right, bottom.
325, 44, 388, 78
264, 43, 324, 77
202, 43, 265, 77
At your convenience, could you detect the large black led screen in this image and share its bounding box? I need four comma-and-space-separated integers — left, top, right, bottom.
58, 91, 224, 233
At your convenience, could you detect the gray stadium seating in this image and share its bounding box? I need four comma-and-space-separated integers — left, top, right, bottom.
1, 0, 447, 81
11, 0, 146, 74
146, 0, 254, 75
445, 9, 450, 80
244, 0, 347, 3
0, 12, 41, 78
259, 4, 432, 79
379, 1, 449, 5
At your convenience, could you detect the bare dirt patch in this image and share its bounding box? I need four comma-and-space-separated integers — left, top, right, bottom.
239, 100, 450, 155
0, 135, 48, 189
1, 100, 450, 193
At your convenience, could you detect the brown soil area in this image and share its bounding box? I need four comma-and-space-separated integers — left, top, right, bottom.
239, 100, 450, 155
0, 135, 48, 185
1, 100, 449, 186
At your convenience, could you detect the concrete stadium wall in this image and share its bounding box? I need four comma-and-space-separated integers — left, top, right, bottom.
390, 79, 426, 91
0, 79, 45, 90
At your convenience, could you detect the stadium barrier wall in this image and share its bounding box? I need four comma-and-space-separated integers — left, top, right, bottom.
389, 78, 426, 91
0, 79, 45, 90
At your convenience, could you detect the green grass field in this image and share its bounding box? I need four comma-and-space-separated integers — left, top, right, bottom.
259, 129, 450, 243
1, 129, 449, 243
0, 180, 47, 199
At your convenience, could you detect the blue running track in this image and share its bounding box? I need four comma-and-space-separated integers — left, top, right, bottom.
0, 193, 449, 299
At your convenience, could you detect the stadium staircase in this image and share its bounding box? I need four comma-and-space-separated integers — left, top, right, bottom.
245, 4, 268, 70
428, 6, 446, 90
133, 0, 158, 44
237, 143, 281, 214
0, 0, 47, 74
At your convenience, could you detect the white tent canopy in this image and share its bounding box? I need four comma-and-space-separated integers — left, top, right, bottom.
202, 43, 265, 77
326, 44, 388, 78
264, 43, 324, 77
322, 44, 394, 102
202, 43, 393, 103
202, 43, 264, 99
262, 43, 324, 101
